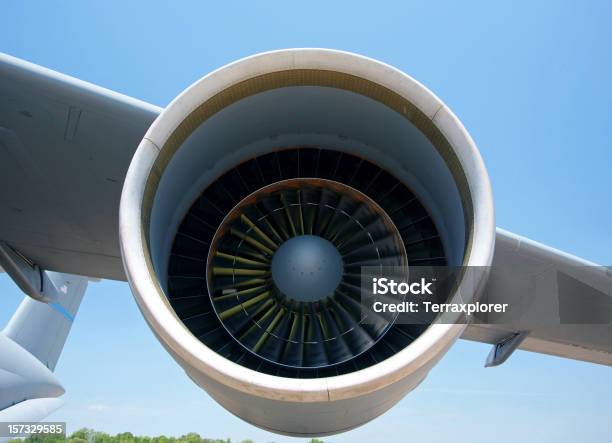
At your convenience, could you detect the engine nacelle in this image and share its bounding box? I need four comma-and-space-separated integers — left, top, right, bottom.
119, 49, 495, 436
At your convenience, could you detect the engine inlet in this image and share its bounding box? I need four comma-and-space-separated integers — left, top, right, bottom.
167, 148, 446, 377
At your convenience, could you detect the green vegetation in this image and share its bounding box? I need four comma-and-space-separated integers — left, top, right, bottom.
8, 429, 325, 443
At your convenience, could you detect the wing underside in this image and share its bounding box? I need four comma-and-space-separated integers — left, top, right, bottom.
0, 53, 160, 280
462, 229, 612, 366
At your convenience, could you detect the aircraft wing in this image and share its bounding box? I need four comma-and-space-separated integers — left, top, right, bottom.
0, 53, 160, 281
1, 52, 610, 368
462, 228, 612, 366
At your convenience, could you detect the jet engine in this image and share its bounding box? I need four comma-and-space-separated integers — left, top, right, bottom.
119, 49, 495, 436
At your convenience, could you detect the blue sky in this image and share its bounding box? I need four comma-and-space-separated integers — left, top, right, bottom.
1, 1, 611, 442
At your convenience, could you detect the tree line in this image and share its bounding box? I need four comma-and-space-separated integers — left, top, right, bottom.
9, 429, 326, 443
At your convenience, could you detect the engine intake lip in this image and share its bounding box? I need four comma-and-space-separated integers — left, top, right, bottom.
120, 49, 495, 404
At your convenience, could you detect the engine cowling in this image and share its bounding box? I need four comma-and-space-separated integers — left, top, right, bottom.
119, 49, 495, 436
